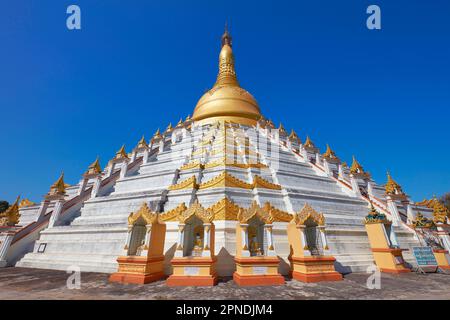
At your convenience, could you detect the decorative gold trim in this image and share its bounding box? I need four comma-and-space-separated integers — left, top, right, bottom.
204, 159, 226, 169
127, 202, 158, 226
199, 172, 253, 189
180, 161, 204, 171
254, 175, 282, 190
159, 203, 188, 222
168, 175, 198, 191
292, 203, 325, 226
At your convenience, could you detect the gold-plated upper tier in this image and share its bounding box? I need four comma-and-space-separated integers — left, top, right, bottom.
192, 29, 262, 125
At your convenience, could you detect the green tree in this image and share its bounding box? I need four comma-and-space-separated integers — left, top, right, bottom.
440, 193, 450, 212
0, 200, 9, 213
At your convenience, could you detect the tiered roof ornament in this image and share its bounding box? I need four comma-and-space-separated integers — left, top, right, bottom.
136, 135, 149, 150
46, 172, 66, 199
288, 129, 301, 144
85, 157, 102, 176
151, 129, 163, 142
0, 196, 21, 227
303, 136, 319, 152
176, 118, 184, 128
349, 156, 370, 178
114, 145, 129, 160
323, 144, 339, 162
385, 172, 404, 196
165, 123, 173, 133
278, 123, 287, 135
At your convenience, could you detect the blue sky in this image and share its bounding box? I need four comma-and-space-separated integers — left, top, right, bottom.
1, 0, 449, 203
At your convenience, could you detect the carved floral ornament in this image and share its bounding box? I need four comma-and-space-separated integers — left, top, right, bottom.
292, 203, 325, 226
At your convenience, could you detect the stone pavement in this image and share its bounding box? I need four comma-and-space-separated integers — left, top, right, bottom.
0, 267, 449, 300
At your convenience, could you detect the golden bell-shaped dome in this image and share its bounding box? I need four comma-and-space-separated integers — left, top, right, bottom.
192, 28, 262, 125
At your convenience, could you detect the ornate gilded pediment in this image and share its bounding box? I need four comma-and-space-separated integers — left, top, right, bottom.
178, 200, 214, 224
262, 202, 292, 222
237, 201, 273, 224
208, 197, 240, 220
127, 203, 158, 226
292, 203, 325, 226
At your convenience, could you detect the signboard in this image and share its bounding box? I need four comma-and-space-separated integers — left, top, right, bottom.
253, 266, 268, 275
184, 266, 199, 276
412, 247, 438, 273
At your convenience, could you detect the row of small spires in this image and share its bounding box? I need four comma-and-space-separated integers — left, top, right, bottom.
43, 117, 406, 199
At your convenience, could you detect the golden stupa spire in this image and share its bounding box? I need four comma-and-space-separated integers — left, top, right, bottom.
214, 24, 240, 88
192, 27, 261, 125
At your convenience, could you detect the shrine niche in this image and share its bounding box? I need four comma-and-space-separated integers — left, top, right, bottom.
233, 201, 284, 286
109, 202, 166, 284
287, 203, 342, 282
166, 200, 218, 286
364, 203, 410, 274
